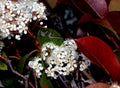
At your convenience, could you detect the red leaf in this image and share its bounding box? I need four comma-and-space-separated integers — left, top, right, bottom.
92, 18, 120, 40
107, 11, 120, 34
74, 36, 120, 82
77, 13, 92, 24
71, 0, 108, 18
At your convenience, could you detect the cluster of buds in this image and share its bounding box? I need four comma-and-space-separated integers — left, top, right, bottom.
28, 39, 91, 79
0, 0, 47, 40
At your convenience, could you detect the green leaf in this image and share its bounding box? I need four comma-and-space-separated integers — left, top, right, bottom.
37, 28, 64, 46
109, 0, 120, 12
0, 61, 8, 70
2, 78, 18, 88
40, 73, 54, 88
17, 50, 37, 73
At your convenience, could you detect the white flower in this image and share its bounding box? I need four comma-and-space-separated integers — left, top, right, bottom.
28, 40, 79, 79
0, 0, 47, 40
79, 62, 87, 71
42, 42, 79, 79
80, 53, 91, 67
15, 35, 21, 40
61, 39, 77, 50
28, 57, 43, 78
41, 42, 58, 60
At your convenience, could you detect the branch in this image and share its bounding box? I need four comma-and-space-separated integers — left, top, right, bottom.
0, 55, 28, 88
27, 30, 41, 50
33, 70, 38, 88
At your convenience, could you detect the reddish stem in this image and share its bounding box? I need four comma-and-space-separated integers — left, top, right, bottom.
16, 48, 21, 59
31, 19, 41, 31
9, 41, 21, 60
29, 82, 35, 88
27, 30, 41, 50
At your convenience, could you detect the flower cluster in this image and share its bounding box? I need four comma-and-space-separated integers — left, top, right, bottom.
28, 57, 44, 78
41, 42, 58, 60
0, 0, 47, 40
28, 39, 90, 79
42, 40, 78, 79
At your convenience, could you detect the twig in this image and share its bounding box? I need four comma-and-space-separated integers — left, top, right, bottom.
29, 82, 35, 88
31, 19, 41, 31
58, 75, 68, 88
8, 56, 20, 60
0, 55, 28, 88
82, 70, 96, 83
27, 30, 41, 50
33, 70, 38, 88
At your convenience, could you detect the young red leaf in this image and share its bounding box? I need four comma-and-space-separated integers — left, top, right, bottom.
71, 0, 108, 18
74, 36, 120, 82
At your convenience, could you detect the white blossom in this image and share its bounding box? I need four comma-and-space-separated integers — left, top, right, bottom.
61, 39, 77, 50
80, 53, 91, 67
79, 61, 87, 71
28, 39, 91, 79
43, 40, 78, 79
0, 0, 47, 40
28, 57, 43, 78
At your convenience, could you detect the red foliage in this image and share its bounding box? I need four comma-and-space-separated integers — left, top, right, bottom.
71, 0, 108, 18
75, 36, 120, 83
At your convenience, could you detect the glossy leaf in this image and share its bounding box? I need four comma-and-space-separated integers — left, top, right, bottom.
72, 0, 108, 18
0, 61, 8, 70
17, 50, 37, 73
75, 36, 120, 82
77, 13, 120, 40
109, 0, 120, 12
37, 28, 63, 46
40, 73, 54, 88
